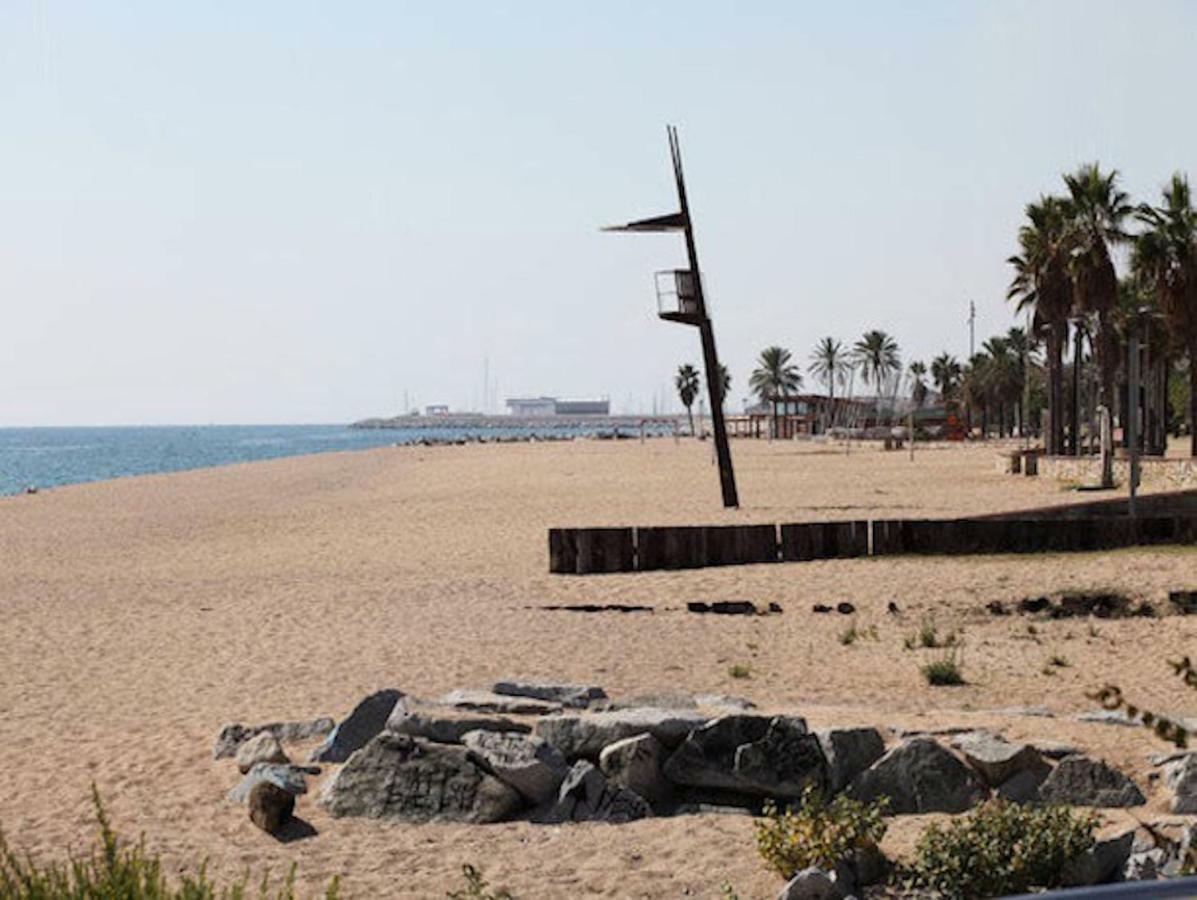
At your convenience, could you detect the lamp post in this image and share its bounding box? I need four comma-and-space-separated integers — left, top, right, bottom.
603, 126, 739, 509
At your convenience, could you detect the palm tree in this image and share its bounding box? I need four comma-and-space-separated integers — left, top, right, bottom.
931, 353, 963, 401
808, 337, 851, 429
1008, 194, 1075, 454
1063, 164, 1132, 432
852, 330, 901, 422
749, 346, 802, 434
981, 336, 1021, 437
908, 361, 929, 408
1004, 326, 1036, 436
1134, 172, 1197, 455
716, 363, 732, 410
674, 364, 701, 435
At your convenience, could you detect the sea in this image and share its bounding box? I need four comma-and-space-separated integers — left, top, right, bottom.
0, 423, 656, 496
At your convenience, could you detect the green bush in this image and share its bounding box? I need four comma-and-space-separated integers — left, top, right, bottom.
902, 800, 1098, 899
754, 787, 888, 881
728, 662, 752, 679
0, 784, 339, 899
922, 650, 965, 685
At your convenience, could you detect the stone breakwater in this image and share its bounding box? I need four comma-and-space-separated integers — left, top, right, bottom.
352, 413, 681, 433
213, 681, 1197, 895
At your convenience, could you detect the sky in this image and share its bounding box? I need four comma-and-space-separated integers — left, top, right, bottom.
2, 1, 1195, 425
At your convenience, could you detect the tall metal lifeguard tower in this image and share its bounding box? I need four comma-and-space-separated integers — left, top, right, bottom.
604, 126, 739, 509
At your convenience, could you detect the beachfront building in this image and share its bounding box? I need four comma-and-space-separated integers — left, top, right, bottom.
505, 397, 610, 417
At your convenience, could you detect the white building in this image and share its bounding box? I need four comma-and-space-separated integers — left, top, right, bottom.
505, 397, 610, 417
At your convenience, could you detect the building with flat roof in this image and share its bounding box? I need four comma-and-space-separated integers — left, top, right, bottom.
505, 397, 610, 417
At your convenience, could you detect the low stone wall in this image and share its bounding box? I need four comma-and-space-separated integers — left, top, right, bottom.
1040, 455, 1197, 489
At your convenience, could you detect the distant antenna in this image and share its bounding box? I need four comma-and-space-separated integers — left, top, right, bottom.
968, 300, 976, 359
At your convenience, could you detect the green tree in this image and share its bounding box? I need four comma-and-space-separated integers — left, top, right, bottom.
1134, 172, 1197, 455
674, 363, 701, 435
908, 361, 929, 407
716, 363, 732, 410
852, 330, 901, 422
931, 353, 962, 402
749, 346, 802, 432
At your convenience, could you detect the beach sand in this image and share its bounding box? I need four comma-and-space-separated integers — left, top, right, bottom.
2, 437, 1195, 897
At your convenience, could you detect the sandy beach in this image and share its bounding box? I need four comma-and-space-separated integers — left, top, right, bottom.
3, 437, 1196, 897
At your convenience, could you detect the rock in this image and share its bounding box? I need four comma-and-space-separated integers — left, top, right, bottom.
663, 715, 827, 799
438, 688, 562, 716
492, 679, 606, 709
387, 700, 529, 744
534, 708, 707, 760
235, 732, 289, 774
812, 604, 833, 614
544, 761, 651, 823
776, 867, 843, 900
310, 689, 404, 763
687, 601, 760, 615
212, 717, 335, 759
887, 601, 901, 615
996, 767, 1049, 803
321, 732, 523, 823
1124, 846, 1168, 881
951, 732, 1048, 787
599, 733, 671, 804
836, 602, 855, 615
1037, 755, 1146, 807
1062, 830, 1135, 886
986, 600, 1009, 616
601, 692, 698, 711
990, 706, 1055, 718
1019, 596, 1051, 614
847, 738, 987, 814
1033, 740, 1081, 760
462, 730, 568, 805
228, 763, 311, 804
1076, 709, 1139, 727
695, 694, 757, 712
248, 781, 294, 835
817, 728, 886, 793
1164, 754, 1197, 813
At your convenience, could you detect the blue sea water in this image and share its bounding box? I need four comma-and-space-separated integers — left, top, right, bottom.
0, 423, 643, 496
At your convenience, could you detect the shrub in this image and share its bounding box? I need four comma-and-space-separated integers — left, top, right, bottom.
728, 662, 752, 679
902, 800, 1098, 899
754, 787, 888, 881
0, 785, 340, 899
922, 650, 964, 686
1048, 654, 1071, 668
905, 615, 958, 650
446, 864, 515, 900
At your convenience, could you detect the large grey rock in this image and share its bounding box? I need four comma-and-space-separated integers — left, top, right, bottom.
534, 708, 707, 760
1164, 753, 1197, 812
310, 689, 404, 763
321, 732, 524, 823
1037, 755, 1146, 808
438, 689, 561, 716
775, 867, 844, 900
228, 763, 311, 804
1124, 846, 1169, 881
544, 761, 651, 823
847, 737, 987, 813
387, 700, 529, 744
663, 715, 827, 799
599, 733, 671, 803
951, 732, 1048, 786
492, 679, 606, 709
462, 729, 568, 805
212, 717, 335, 759
235, 732, 289, 774
1061, 830, 1135, 887
817, 728, 886, 793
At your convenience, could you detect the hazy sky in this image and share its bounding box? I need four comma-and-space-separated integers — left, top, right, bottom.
3, 1, 1195, 425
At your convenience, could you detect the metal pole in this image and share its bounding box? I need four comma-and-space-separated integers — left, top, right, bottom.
669, 127, 738, 508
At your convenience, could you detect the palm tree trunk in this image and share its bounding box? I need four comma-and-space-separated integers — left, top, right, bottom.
1049, 323, 1065, 455
1190, 346, 1197, 457
685, 404, 695, 436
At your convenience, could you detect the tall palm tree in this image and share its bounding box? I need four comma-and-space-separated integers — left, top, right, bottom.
981, 336, 1021, 437
908, 361, 929, 408
1008, 194, 1075, 454
716, 363, 732, 410
1064, 164, 1132, 430
808, 337, 850, 429
1134, 172, 1197, 455
749, 346, 802, 433
1004, 326, 1036, 436
853, 330, 901, 422
931, 353, 963, 402
674, 364, 701, 435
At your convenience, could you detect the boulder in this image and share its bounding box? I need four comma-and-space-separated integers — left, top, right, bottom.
212, 717, 335, 759
492, 679, 606, 709
663, 715, 827, 799
1124, 845, 1169, 881
543, 761, 651, 823
817, 728, 886, 793
235, 732, 289, 774
847, 737, 987, 813
462, 730, 568, 806
387, 701, 529, 744
1061, 830, 1135, 887
951, 732, 1048, 787
228, 763, 311, 804
1164, 753, 1197, 813
248, 781, 294, 835
775, 867, 844, 900
599, 733, 671, 804
534, 708, 707, 760
438, 689, 562, 716
321, 733, 523, 823
1037, 755, 1146, 807
310, 689, 404, 763
995, 767, 1049, 803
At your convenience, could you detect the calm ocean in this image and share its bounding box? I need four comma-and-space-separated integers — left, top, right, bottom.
0, 423, 632, 496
